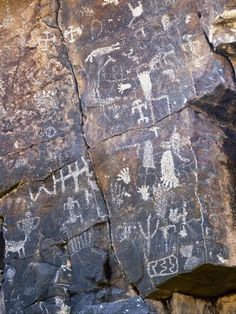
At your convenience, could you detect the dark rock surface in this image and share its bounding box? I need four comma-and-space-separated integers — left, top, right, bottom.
0, 0, 236, 313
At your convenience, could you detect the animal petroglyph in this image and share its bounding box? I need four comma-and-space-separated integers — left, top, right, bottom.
6, 211, 40, 258
148, 254, 178, 277
5, 240, 26, 258
160, 150, 179, 189
85, 43, 121, 63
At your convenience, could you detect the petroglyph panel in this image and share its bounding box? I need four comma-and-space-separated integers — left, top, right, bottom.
90, 109, 232, 296
59, 0, 234, 146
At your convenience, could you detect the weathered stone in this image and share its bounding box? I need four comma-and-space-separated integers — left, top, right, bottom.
171, 293, 214, 314
199, 0, 236, 73
90, 108, 236, 298
216, 294, 236, 314
24, 297, 70, 314
0, 0, 236, 312
58, 0, 235, 147
76, 297, 152, 314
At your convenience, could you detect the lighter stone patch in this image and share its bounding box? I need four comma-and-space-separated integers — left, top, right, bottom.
55, 297, 70, 314
161, 14, 171, 31
102, 0, 119, 5
143, 140, 155, 169
0, 79, 5, 97
169, 208, 182, 224
185, 14, 191, 24
6, 267, 16, 281
138, 71, 152, 101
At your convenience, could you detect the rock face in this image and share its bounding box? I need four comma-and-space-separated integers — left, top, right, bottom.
0, 0, 236, 313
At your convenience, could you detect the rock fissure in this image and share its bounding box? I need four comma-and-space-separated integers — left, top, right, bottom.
2, 0, 236, 313
55, 0, 122, 303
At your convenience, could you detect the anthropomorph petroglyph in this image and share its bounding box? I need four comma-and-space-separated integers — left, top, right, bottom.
160, 150, 179, 189
137, 185, 150, 201
131, 100, 149, 125
117, 167, 131, 184
147, 254, 178, 277
143, 140, 155, 169
139, 214, 159, 256
61, 197, 83, 235
128, 1, 143, 27
85, 43, 121, 63
64, 26, 82, 43
16, 211, 40, 240
160, 223, 176, 251
161, 127, 190, 162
